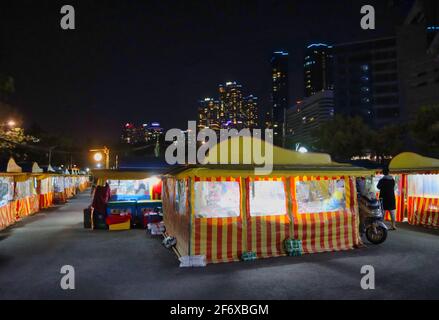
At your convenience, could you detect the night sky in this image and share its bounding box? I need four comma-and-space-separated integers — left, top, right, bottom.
0, 0, 412, 146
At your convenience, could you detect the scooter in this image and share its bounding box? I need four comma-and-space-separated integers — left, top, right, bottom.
358, 194, 388, 244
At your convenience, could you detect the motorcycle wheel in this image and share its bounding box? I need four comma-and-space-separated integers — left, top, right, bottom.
365, 226, 388, 245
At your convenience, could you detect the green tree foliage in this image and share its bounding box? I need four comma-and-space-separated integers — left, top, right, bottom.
312, 115, 372, 160
411, 105, 439, 154
0, 127, 29, 148
312, 115, 406, 161
369, 124, 406, 162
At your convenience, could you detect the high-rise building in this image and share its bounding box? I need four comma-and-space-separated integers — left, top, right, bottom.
121, 122, 164, 145
197, 98, 221, 132
286, 90, 335, 148
304, 43, 334, 97
143, 122, 164, 144
271, 51, 289, 146
121, 123, 141, 144
243, 95, 258, 129
333, 37, 400, 128
404, 0, 439, 49
198, 82, 259, 132
397, 0, 439, 122
219, 81, 245, 129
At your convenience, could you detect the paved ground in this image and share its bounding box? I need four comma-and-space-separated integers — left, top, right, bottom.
1, 191, 439, 300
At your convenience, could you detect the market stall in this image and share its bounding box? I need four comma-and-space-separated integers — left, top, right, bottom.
0, 158, 39, 221
163, 137, 373, 264
35, 174, 55, 210
76, 175, 90, 192
362, 173, 406, 223
0, 172, 15, 230
13, 173, 39, 219
53, 174, 67, 204
92, 169, 165, 230
64, 172, 76, 199
389, 152, 439, 228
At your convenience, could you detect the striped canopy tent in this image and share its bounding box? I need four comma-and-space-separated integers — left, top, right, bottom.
32, 171, 58, 210
389, 152, 439, 228
0, 158, 20, 230
0, 158, 39, 225
163, 136, 374, 264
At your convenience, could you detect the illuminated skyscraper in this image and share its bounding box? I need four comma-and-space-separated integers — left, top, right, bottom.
121, 123, 140, 144
286, 90, 335, 148
197, 82, 259, 132
197, 98, 221, 132
271, 51, 289, 146
219, 81, 244, 129
243, 95, 258, 129
304, 43, 334, 97
121, 122, 163, 145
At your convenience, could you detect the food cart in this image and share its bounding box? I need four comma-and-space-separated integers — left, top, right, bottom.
92, 169, 164, 229
162, 137, 373, 264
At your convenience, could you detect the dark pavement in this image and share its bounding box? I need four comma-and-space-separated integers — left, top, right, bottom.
1, 192, 439, 300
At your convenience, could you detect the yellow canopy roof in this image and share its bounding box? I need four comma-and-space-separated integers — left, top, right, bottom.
173, 166, 374, 179
389, 152, 439, 172
0, 172, 34, 182
172, 137, 373, 178
92, 169, 165, 185
203, 136, 346, 166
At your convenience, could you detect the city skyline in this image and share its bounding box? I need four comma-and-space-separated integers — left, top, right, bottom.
0, 0, 409, 146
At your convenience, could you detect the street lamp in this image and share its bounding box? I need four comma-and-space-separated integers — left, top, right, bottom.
90, 147, 110, 169
7, 120, 16, 128
93, 152, 103, 162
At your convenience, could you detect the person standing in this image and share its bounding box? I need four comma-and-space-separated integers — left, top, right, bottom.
377, 167, 397, 230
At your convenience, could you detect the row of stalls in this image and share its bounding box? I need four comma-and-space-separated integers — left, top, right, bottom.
0, 158, 90, 231
87, 138, 439, 264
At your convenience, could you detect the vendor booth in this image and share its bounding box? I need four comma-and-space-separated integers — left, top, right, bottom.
53, 174, 67, 204
35, 173, 55, 210
0, 171, 15, 230
162, 137, 373, 264
0, 158, 39, 224
64, 171, 76, 199
76, 175, 90, 192
20, 161, 45, 215
389, 152, 439, 228
91, 169, 164, 230
13, 172, 39, 219
363, 173, 406, 223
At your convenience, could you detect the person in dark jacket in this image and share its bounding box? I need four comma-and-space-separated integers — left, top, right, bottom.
377, 167, 397, 230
